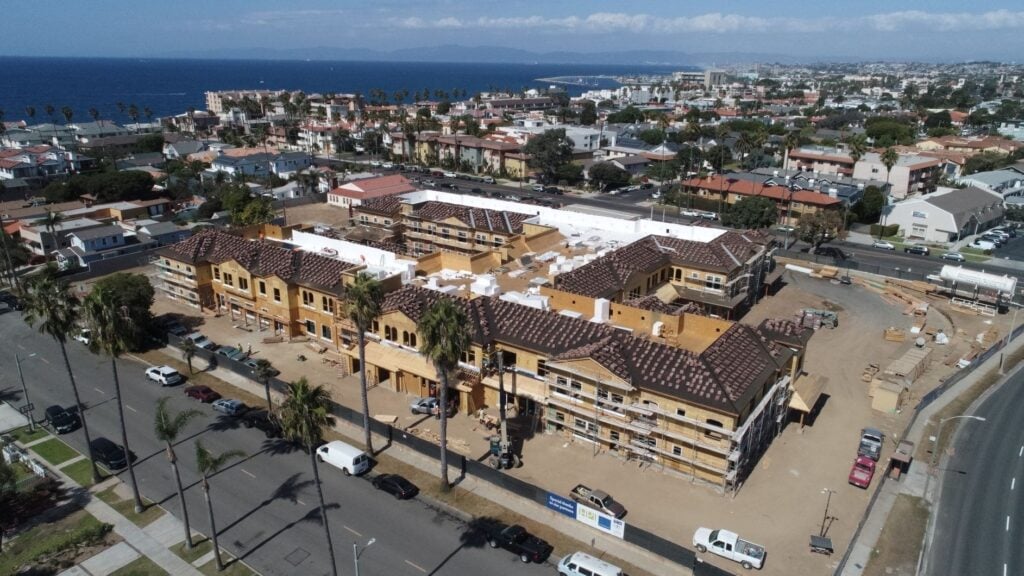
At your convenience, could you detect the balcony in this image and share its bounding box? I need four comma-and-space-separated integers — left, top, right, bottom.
159, 271, 197, 287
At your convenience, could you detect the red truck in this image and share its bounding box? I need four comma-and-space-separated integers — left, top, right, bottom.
848, 455, 876, 488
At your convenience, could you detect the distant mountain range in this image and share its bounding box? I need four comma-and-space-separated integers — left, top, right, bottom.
164, 44, 812, 66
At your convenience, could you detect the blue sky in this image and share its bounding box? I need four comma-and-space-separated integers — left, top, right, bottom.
3, 1, 1022, 60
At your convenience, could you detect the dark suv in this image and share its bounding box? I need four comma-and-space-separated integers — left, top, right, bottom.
241, 410, 283, 438
813, 246, 849, 260
904, 245, 930, 256
90, 437, 129, 471
44, 405, 80, 434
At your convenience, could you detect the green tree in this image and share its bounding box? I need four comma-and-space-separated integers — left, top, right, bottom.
637, 129, 665, 146
645, 161, 679, 183
278, 378, 339, 576
89, 273, 154, 350
722, 196, 777, 229
846, 134, 867, 164
853, 185, 885, 223
136, 133, 165, 153
181, 337, 197, 374
435, 101, 451, 115
588, 162, 631, 191
154, 398, 203, 550
82, 284, 144, 513
0, 458, 16, 550
706, 144, 733, 172
417, 299, 471, 491
798, 211, 846, 246
232, 196, 275, 226
579, 101, 597, 126
253, 359, 276, 411
194, 441, 245, 572
924, 110, 952, 129
345, 272, 384, 453
880, 147, 899, 189
605, 106, 644, 124
22, 271, 100, 483
523, 129, 574, 183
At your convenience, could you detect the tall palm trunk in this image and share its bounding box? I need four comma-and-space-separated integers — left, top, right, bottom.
111, 357, 143, 512
201, 478, 225, 571
437, 365, 450, 491
58, 342, 100, 483
310, 448, 339, 576
263, 379, 272, 412
0, 213, 19, 290
357, 331, 372, 453
167, 446, 193, 549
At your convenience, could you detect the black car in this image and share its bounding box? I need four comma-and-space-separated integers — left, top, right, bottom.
241, 410, 283, 438
0, 293, 24, 310
372, 473, 419, 499
543, 186, 563, 195
486, 523, 553, 564
90, 437, 129, 471
44, 405, 80, 434
813, 246, 849, 260
904, 245, 930, 256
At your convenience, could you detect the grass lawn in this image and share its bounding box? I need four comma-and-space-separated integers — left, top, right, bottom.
62, 458, 104, 487
0, 508, 113, 575
863, 495, 929, 576
109, 555, 169, 576
96, 486, 166, 528
32, 438, 80, 466
10, 425, 49, 444
171, 538, 212, 564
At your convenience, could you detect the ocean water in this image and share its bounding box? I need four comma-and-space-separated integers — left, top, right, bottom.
0, 57, 680, 123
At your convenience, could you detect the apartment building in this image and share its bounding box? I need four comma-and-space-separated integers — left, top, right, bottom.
784, 146, 856, 176
341, 283, 809, 491
852, 152, 941, 199
401, 201, 534, 257
680, 174, 843, 225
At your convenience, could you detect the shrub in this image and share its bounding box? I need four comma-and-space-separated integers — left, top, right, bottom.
870, 223, 899, 237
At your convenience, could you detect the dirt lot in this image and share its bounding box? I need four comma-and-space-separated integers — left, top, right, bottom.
280, 202, 352, 230
140, 267, 1011, 576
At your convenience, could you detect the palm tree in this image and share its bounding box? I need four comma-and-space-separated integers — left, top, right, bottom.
782, 132, 800, 169
181, 337, 197, 374
881, 146, 899, 188
44, 104, 57, 145
195, 441, 245, 572
417, 298, 471, 491
278, 378, 339, 576
22, 271, 100, 483
82, 285, 144, 512
252, 359, 276, 411
847, 134, 867, 165
154, 398, 202, 549
61, 106, 73, 126
88, 107, 100, 126
345, 272, 384, 453
42, 209, 63, 256
24, 106, 35, 124
128, 104, 139, 132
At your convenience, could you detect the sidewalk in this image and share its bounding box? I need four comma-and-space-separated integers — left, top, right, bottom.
839, 329, 1024, 575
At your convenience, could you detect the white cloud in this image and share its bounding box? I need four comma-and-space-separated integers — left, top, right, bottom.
387, 9, 1024, 34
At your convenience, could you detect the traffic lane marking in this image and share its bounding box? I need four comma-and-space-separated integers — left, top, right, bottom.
404, 559, 427, 573
126, 405, 137, 413
344, 525, 362, 537
240, 468, 256, 479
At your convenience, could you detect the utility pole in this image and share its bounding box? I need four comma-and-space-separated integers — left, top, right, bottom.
16, 353, 36, 431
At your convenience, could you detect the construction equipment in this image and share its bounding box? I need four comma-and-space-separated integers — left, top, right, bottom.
801, 308, 839, 329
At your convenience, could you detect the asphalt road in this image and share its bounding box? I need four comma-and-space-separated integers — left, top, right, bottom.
0, 312, 552, 576
928, 367, 1024, 576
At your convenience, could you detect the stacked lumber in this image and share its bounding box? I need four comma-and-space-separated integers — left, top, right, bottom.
819, 266, 840, 279
885, 327, 907, 342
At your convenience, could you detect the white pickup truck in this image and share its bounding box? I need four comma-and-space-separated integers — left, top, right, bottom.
693, 527, 766, 570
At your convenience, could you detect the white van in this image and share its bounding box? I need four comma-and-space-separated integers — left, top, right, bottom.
316, 440, 369, 476
558, 552, 624, 576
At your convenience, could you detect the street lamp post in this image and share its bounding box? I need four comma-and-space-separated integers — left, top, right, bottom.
924, 415, 986, 499
353, 537, 375, 576
15, 353, 38, 431
820, 488, 837, 537
999, 300, 1021, 374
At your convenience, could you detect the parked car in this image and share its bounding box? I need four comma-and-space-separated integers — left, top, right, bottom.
531, 184, 545, 192
316, 440, 370, 476
482, 176, 495, 184
848, 455, 876, 489
184, 385, 221, 403
243, 358, 280, 377
858, 427, 885, 461
443, 171, 457, 179
145, 365, 183, 386
164, 320, 189, 337
981, 234, 1005, 247
44, 405, 80, 434
693, 527, 766, 570
371, 473, 419, 499
940, 252, 966, 263
470, 187, 483, 194
410, 396, 454, 416
544, 186, 563, 195
970, 239, 996, 252
90, 437, 129, 471
73, 329, 91, 345
871, 240, 896, 251
558, 552, 624, 576
570, 484, 627, 518
503, 194, 521, 202
776, 225, 795, 233
903, 245, 930, 256
216, 346, 247, 361
241, 409, 282, 438
486, 523, 553, 564
212, 398, 248, 416
694, 210, 719, 221
184, 332, 217, 350
813, 246, 849, 260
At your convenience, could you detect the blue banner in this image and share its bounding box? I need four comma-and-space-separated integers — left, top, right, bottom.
546, 493, 577, 518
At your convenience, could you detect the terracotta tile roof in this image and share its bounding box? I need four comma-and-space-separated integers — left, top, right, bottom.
623, 295, 700, 315
410, 201, 531, 234
330, 174, 416, 200
159, 230, 356, 293
756, 318, 813, 348
554, 232, 769, 298
356, 195, 403, 217
381, 285, 792, 414
681, 175, 843, 207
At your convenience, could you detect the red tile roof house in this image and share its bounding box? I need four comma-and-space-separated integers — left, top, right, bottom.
326, 174, 417, 210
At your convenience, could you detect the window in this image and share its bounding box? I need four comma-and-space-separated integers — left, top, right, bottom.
537, 359, 548, 377
609, 430, 620, 443
705, 419, 725, 440
305, 320, 315, 335
258, 281, 266, 295
238, 277, 248, 291
372, 320, 380, 333
384, 325, 396, 341
705, 275, 723, 290
672, 445, 683, 456
322, 296, 334, 313
570, 380, 582, 398
302, 291, 314, 307
321, 325, 332, 340
461, 349, 476, 364
476, 234, 487, 243
676, 408, 686, 418
409, 333, 416, 347
555, 411, 565, 422
223, 273, 233, 287
628, 287, 641, 299
273, 288, 281, 302
493, 237, 504, 246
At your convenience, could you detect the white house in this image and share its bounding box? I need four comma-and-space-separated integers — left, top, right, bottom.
883, 186, 1004, 243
